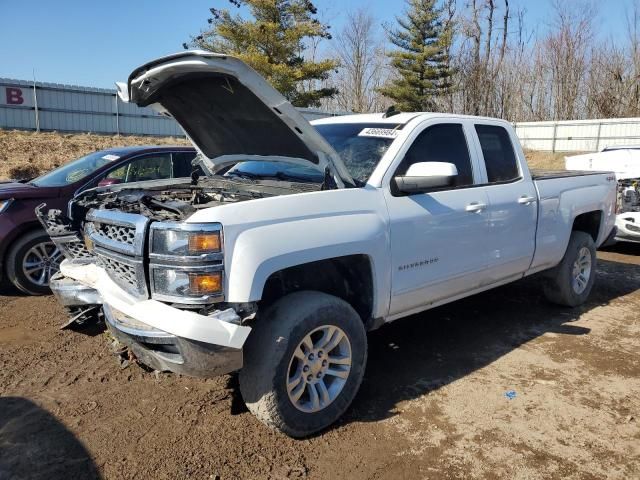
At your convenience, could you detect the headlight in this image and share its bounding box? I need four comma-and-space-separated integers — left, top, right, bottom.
150, 222, 222, 259
151, 265, 223, 303
149, 222, 224, 304
0, 199, 13, 214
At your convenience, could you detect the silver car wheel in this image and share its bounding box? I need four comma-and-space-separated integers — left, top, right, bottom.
22, 241, 63, 287
287, 325, 352, 413
571, 246, 592, 294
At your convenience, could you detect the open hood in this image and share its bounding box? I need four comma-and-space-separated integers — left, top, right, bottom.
117, 51, 355, 188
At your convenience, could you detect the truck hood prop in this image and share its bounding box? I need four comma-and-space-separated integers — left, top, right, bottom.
117, 51, 355, 188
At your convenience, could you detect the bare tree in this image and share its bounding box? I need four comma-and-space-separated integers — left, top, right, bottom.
453, 0, 511, 117
328, 9, 389, 113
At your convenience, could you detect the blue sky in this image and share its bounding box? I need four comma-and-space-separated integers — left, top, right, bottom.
0, 0, 632, 89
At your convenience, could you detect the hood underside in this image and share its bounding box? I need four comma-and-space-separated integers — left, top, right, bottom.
118, 51, 355, 187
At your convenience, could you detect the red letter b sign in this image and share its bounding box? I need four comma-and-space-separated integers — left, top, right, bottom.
6, 87, 24, 105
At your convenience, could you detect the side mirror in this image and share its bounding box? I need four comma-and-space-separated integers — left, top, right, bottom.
394, 162, 458, 194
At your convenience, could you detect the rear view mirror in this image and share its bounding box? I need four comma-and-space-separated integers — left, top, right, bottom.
394, 162, 458, 194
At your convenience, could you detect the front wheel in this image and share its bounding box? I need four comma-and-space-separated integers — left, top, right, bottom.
239, 291, 367, 438
6, 230, 63, 295
543, 231, 597, 307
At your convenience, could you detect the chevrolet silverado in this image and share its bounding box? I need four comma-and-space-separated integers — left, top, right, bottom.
40, 52, 617, 437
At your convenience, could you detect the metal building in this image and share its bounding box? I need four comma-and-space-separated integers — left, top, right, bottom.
0, 78, 334, 137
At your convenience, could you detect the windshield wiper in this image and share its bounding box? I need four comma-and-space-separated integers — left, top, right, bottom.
273, 171, 318, 184
225, 171, 259, 182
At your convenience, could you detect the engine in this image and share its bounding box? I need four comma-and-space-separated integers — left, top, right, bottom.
618, 179, 640, 213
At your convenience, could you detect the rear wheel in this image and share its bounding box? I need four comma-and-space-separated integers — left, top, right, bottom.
543, 231, 596, 307
6, 230, 63, 295
239, 291, 367, 438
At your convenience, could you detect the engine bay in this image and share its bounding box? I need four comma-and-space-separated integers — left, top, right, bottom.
618, 179, 640, 213
71, 176, 322, 222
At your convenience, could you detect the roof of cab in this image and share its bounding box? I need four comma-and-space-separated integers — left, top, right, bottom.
310, 112, 511, 126
100, 145, 196, 156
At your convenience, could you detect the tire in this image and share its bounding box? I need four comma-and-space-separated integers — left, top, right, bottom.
6, 230, 63, 295
543, 231, 597, 307
239, 291, 367, 438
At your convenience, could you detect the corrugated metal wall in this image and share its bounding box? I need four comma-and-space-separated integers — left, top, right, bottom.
0, 78, 334, 137
0, 78, 184, 136
514, 118, 640, 152
5, 76, 636, 151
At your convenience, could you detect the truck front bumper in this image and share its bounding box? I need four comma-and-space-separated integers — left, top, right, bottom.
52, 260, 251, 377
615, 213, 640, 243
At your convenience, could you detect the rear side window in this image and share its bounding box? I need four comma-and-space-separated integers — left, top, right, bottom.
396, 123, 474, 188
475, 125, 520, 183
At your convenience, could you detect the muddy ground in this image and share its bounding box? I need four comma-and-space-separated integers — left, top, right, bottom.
1, 245, 639, 480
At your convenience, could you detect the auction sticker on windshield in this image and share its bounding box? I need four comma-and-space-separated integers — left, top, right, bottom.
102, 154, 120, 161
358, 128, 400, 139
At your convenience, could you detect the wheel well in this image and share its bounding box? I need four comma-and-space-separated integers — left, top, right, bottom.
1, 222, 44, 272
261, 255, 374, 323
572, 211, 602, 242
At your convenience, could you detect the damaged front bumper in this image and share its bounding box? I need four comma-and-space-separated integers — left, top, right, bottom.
52, 259, 251, 377
615, 212, 640, 243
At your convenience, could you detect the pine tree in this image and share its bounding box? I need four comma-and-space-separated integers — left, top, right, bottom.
187, 0, 338, 107
378, 0, 453, 112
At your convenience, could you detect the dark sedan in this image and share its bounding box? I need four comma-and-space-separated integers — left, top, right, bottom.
0, 145, 196, 295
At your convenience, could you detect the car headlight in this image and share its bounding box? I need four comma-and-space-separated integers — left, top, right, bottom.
151, 265, 223, 303
0, 199, 13, 214
149, 222, 224, 304
150, 222, 222, 259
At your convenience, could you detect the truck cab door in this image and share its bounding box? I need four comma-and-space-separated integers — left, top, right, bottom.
471, 123, 538, 283
383, 121, 491, 317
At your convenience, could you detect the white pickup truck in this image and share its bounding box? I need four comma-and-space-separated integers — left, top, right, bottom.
43, 51, 617, 437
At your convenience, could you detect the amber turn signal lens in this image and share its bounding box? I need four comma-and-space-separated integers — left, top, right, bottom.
188, 232, 221, 253
189, 272, 222, 295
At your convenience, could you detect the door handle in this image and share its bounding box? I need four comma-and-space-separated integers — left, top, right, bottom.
465, 202, 487, 212
517, 195, 536, 205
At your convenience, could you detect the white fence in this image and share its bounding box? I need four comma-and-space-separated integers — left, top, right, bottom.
514, 118, 640, 152
0, 78, 334, 137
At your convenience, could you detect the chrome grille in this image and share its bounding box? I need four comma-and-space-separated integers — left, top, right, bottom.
100, 256, 137, 287
97, 223, 136, 246
64, 240, 93, 260
85, 209, 150, 298
50, 234, 94, 261
95, 249, 148, 298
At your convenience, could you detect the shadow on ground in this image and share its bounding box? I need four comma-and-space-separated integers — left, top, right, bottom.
0, 397, 100, 479
340, 257, 640, 427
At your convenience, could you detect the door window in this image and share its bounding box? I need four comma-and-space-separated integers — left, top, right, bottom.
395, 124, 474, 188
475, 125, 520, 183
103, 154, 173, 183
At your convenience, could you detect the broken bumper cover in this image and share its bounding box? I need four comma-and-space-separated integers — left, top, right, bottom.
50, 271, 102, 307
615, 213, 640, 243
55, 260, 251, 377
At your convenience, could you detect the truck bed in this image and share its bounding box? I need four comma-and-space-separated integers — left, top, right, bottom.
531, 169, 611, 180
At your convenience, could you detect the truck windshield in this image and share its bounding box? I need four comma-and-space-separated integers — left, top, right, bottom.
31, 151, 119, 187
314, 123, 401, 183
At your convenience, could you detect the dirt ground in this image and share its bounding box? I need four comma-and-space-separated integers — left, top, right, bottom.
1, 244, 639, 480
